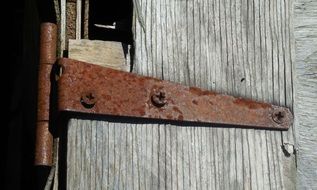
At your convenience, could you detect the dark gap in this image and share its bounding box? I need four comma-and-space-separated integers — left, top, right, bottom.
88, 0, 133, 44
281, 144, 292, 157
37, 0, 57, 23
57, 117, 69, 190
6, 0, 56, 189
59, 111, 287, 131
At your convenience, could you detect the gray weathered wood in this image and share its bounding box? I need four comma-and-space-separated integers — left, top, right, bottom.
66, 0, 300, 189
60, 0, 66, 52
75, 0, 82, 39
294, 0, 317, 189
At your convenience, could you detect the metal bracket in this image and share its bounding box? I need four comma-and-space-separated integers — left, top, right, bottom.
57, 58, 293, 130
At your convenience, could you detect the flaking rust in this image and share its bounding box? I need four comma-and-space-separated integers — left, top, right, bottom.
57, 58, 293, 130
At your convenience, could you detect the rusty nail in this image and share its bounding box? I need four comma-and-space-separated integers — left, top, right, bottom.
151, 89, 167, 107
272, 109, 286, 124
81, 91, 97, 108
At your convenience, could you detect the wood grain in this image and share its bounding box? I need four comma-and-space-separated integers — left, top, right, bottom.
66, 0, 299, 189
294, 0, 317, 189
68, 39, 130, 71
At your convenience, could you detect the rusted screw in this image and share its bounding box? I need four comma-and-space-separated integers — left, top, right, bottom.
80, 91, 97, 109
272, 109, 286, 124
151, 89, 167, 107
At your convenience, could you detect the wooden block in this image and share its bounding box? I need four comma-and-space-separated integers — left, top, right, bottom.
68, 39, 130, 71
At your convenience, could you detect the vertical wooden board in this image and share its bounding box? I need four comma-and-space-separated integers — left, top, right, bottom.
66, 119, 76, 188
235, 129, 243, 190
164, 125, 172, 190
169, 125, 177, 190
90, 121, 97, 190
135, 124, 144, 190
158, 125, 166, 190
130, 124, 139, 190
101, 121, 109, 189
65, 0, 298, 189
200, 128, 208, 190
182, 127, 190, 190
94, 120, 102, 190
175, 126, 183, 189
294, 0, 317, 189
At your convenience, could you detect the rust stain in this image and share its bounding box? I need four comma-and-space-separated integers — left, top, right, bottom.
192, 99, 199, 105
172, 106, 183, 115
37, 64, 52, 121
189, 87, 217, 96
34, 122, 53, 166
39, 23, 57, 64
233, 98, 271, 109
104, 95, 112, 101
166, 114, 173, 120
132, 108, 146, 116
35, 23, 57, 166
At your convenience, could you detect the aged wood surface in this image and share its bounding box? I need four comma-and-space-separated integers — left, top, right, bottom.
294, 0, 317, 189
66, 0, 298, 189
68, 39, 130, 71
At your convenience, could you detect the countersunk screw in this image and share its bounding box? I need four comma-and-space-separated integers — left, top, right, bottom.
272, 109, 286, 124
81, 91, 97, 109
151, 89, 167, 107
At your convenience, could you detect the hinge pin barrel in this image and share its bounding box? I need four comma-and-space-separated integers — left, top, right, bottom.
35, 23, 57, 166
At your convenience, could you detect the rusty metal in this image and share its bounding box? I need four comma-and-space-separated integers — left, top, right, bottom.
57, 58, 293, 130
34, 122, 53, 166
37, 64, 53, 121
35, 23, 57, 166
39, 23, 57, 64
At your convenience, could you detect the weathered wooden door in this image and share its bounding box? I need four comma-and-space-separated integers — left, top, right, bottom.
59, 0, 316, 189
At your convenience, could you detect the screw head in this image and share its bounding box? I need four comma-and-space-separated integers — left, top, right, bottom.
80, 91, 97, 109
272, 108, 286, 124
151, 89, 167, 107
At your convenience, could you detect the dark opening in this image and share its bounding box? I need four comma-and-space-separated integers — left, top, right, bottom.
88, 0, 133, 44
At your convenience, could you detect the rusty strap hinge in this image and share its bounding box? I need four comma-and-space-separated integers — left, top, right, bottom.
35, 23, 292, 167
57, 58, 293, 130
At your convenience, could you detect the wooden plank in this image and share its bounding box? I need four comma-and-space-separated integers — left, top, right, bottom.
68, 39, 130, 71
60, 0, 66, 52
65, 0, 298, 189
75, 0, 82, 39
294, 0, 317, 189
